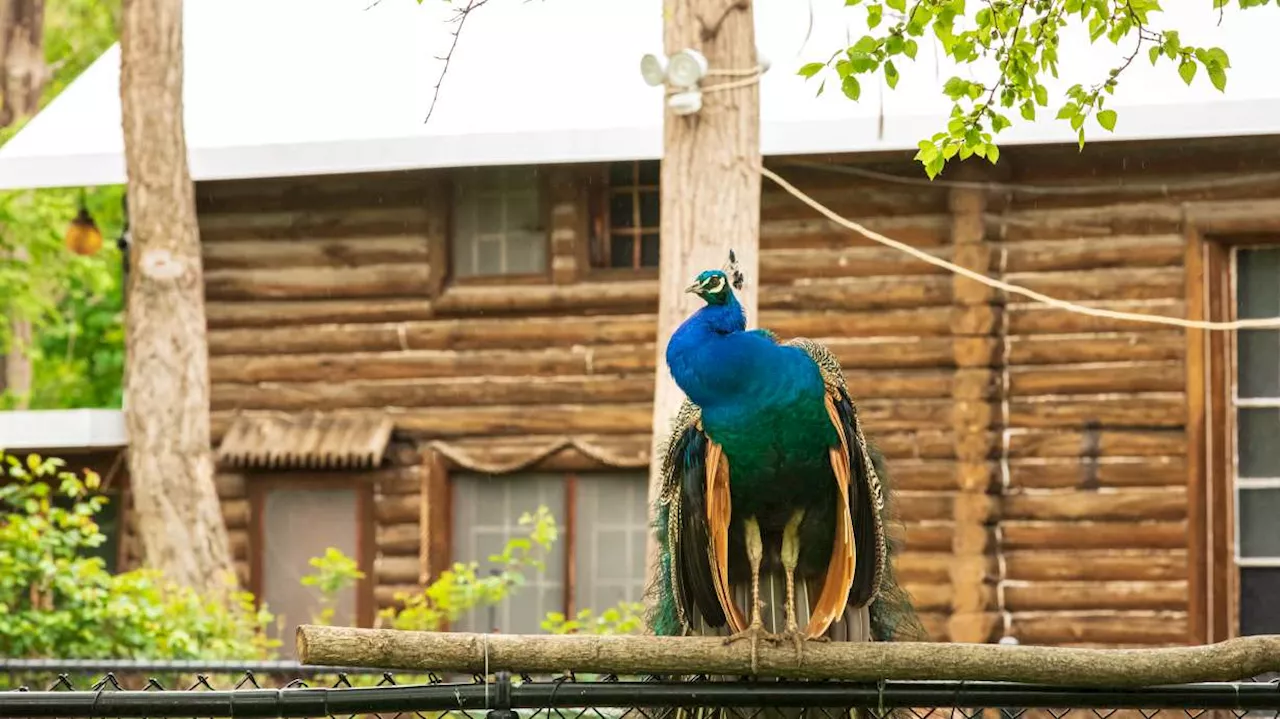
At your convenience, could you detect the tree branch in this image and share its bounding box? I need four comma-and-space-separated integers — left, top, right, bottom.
297, 626, 1280, 686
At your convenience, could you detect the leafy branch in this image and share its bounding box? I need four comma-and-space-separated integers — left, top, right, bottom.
800, 0, 1261, 178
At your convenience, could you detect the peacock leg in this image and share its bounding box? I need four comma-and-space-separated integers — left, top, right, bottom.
722, 515, 770, 675
778, 508, 808, 664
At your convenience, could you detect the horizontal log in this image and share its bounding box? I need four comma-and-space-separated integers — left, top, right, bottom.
901, 582, 951, 612
1002, 267, 1183, 303
376, 555, 422, 585
1002, 521, 1186, 550
1003, 550, 1186, 582
375, 583, 422, 609
1008, 456, 1186, 489
202, 236, 430, 271
207, 298, 435, 328
1008, 612, 1188, 646
376, 493, 421, 525
222, 499, 249, 530
831, 337, 957, 370
1003, 489, 1185, 521
295, 625, 1280, 685
1002, 235, 1184, 273
212, 375, 655, 412
760, 172, 946, 219
764, 306, 997, 338
1007, 332, 1184, 365
1006, 394, 1186, 428
214, 472, 245, 499
1006, 429, 1186, 458
377, 523, 422, 555
209, 314, 658, 356
1008, 361, 1184, 396
432, 434, 651, 473
1007, 300, 1186, 335
434, 281, 656, 317
196, 170, 434, 212
761, 246, 953, 281
228, 529, 249, 561
209, 345, 652, 383
998, 201, 1185, 242
891, 552, 955, 584
760, 214, 950, 250
890, 461, 971, 491
894, 492, 954, 522
376, 466, 427, 495
873, 430, 963, 460
1003, 581, 1187, 612
205, 264, 432, 302
764, 276, 952, 311
901, 522, 956, 552
198, 206, 430, 242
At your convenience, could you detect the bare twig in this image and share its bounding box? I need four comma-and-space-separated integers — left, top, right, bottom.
424, 0, 491, 123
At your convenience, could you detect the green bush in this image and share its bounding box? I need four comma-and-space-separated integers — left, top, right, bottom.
0, 451, 276, 659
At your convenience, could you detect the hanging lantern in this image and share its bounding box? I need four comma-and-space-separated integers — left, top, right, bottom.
64, 207, 103, 256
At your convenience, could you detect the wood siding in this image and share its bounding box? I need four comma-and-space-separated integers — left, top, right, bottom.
193, 137, 1280, 644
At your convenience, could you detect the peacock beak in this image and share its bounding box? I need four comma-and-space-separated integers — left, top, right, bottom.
684, 281, 702, 294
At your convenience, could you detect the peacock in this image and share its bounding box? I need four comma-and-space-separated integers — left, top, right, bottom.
648, 252, 923, 678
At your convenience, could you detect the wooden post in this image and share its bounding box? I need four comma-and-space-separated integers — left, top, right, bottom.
946, 163, 1002, 644
296, 625, 1280, 686
120, 0, 235, 592
644, 0, 762, 618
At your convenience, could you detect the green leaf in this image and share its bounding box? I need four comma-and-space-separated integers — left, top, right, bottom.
1055, 102, 1079, 120
1148, 45, 1161, 65
884, 60, 900, 89
1207, 63, 1228, 91
885, 0, 905, 11
841, 75, 862, 101
1033, 84, 1048, 106
1178, 59, 1197, 85
1020, 100, 1035, 121
1096, 109, 1118, 132
904, 39, 919, 59
987, 143, 1001, 164
798, 62, 825, 79
867, 3, 883, 27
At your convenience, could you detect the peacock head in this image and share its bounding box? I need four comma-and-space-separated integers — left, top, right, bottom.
685, 269, 734, 305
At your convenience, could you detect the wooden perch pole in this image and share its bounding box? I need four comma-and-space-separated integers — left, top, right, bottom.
297, 626, 1280, 687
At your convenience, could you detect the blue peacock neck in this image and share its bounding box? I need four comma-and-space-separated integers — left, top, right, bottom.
665, 292, 752, 409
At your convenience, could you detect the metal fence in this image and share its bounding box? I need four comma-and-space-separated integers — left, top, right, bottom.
2, 663, 1279, 719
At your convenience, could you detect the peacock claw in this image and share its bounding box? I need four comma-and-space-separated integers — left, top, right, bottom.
776, 628, 810, 667
723, 622, 773, 675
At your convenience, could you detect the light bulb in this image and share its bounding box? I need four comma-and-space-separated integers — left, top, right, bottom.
668, 90, 703, 116
640, 53, 667, 87
667, 49, 708, 89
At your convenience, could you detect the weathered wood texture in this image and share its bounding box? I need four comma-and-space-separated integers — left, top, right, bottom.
198, 138, 1280, 645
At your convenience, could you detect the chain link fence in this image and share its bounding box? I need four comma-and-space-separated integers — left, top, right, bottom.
2, 662, 1280, 719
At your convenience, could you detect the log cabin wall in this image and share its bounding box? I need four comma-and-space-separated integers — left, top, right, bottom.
192, 136, 1280, 647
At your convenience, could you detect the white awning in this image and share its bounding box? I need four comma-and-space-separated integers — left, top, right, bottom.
0, 0, 1277, 190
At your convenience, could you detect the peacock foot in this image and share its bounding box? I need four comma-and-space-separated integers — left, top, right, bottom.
723, 622, 774, 675
775, 627, 819, 667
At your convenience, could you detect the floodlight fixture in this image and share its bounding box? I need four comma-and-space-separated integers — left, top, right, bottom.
668, 89, 703, 116
667, 49, 708, 89
640, 53, 668, 87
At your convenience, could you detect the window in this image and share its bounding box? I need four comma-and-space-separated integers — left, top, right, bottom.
451, 166, 546, 278
591, 161, 660, 270
1232, 246, 1280, 635
252, 481, 374, 656
450, 472, 649, 634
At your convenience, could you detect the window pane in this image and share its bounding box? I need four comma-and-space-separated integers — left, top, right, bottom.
1239, 330, 1280, 398
610, 192, 634, 229
451, 474, 566, 634
608, 162, 635, 186
262, 488, 359, 657
637, 160, 660, 186
573, 474, 649, 614
1239, 408, 1280, 478
451, 167, 545, 277
639, 190, 660, 229
1239, 487, 1280, 558
640, 234, 660, 268
610, 236, 634, 268
1238, 248, 1280, 320
1241, 567, 1280, 635
505, 231, 546, 275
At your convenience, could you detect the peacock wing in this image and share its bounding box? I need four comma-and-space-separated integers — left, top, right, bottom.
653, 398, 744, 634
784, 338, 889, 623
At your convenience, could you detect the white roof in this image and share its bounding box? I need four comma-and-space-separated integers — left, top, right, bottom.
0, 409, 126, 451
1, 0, 1278, 190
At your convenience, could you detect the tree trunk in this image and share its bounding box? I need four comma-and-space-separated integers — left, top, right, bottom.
120, 0, 234, 592
644, 0, 762, 616
0, 0, 47, 407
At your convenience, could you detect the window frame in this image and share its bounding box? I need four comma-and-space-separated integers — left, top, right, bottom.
426, 463, 650, 632
246, 474, 378, 629
442, 166, 554, 287
1187, 219, 1280, 644
586, 160, 661, 279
